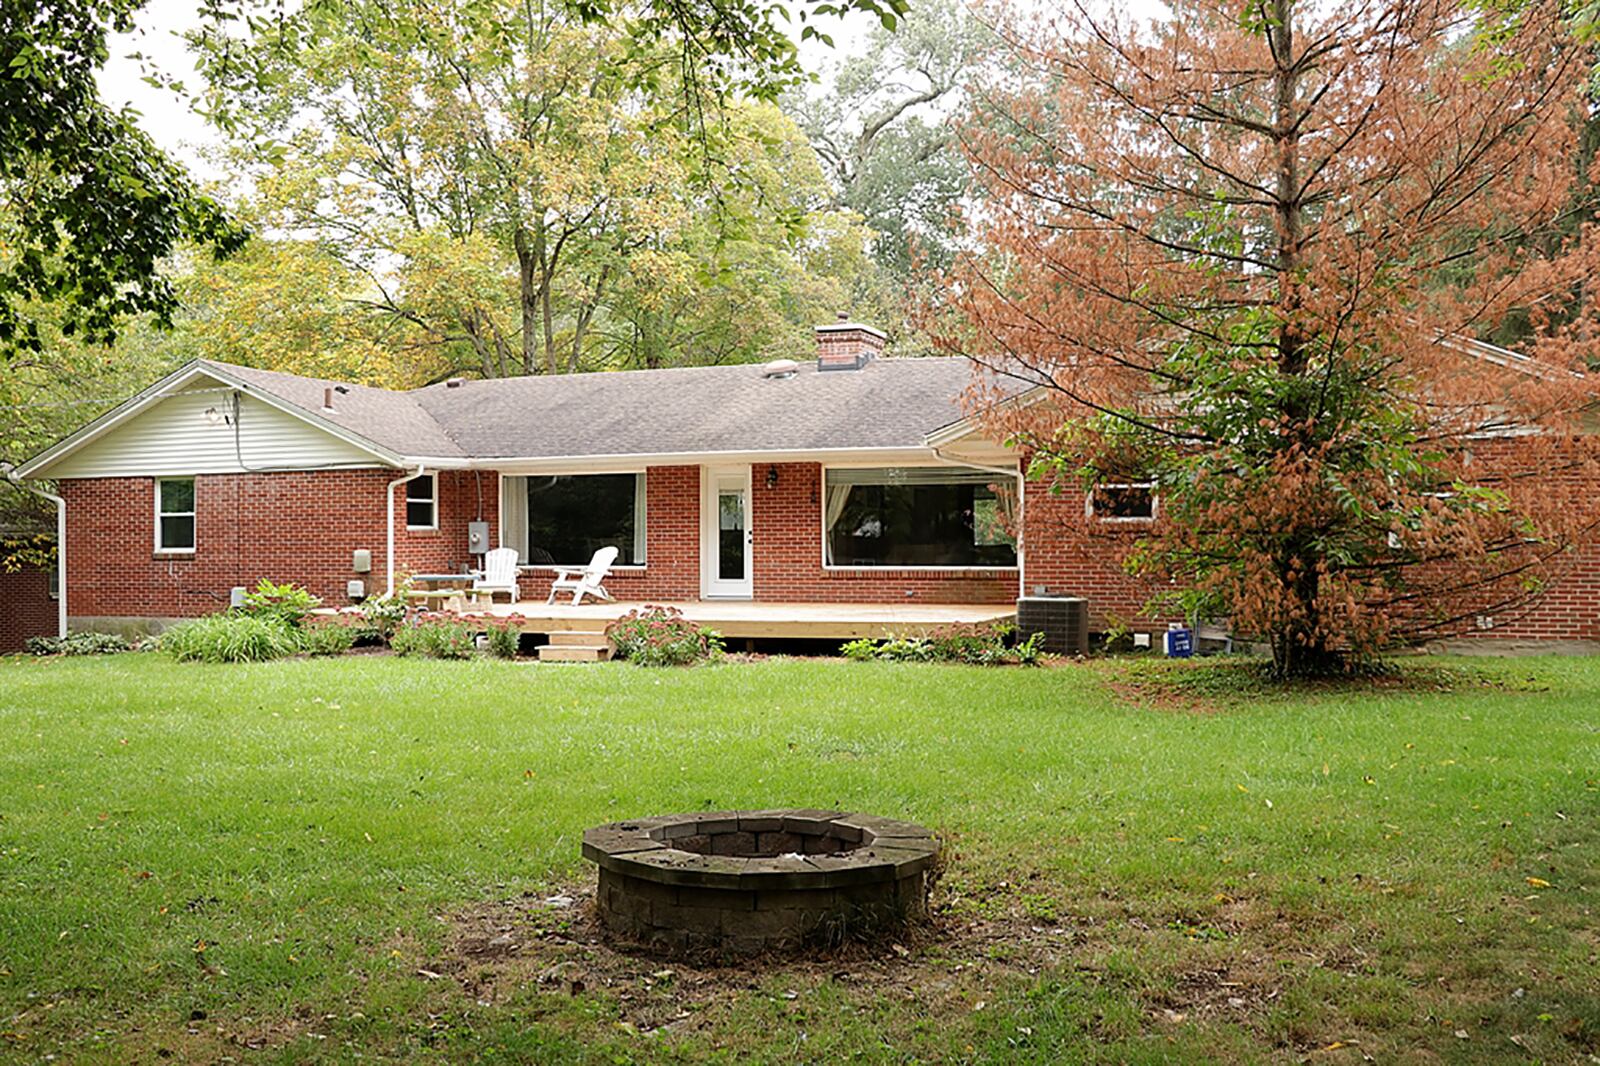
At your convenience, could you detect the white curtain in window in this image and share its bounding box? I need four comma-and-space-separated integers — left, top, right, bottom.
500, 475, 528, 563
633, 472, 647, 564
992, 479, 1019, 535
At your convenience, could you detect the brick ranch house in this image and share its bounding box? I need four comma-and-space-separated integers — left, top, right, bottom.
9, 321, 1600, 645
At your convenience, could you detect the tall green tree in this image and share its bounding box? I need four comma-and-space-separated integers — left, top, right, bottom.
0, 0, 244, 357
788, 0, 991, 277
195, 0, 881, 379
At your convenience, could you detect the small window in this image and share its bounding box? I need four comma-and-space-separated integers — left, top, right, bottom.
1089, 483, 1156, 521
406, 474, 437, 529
156, 478, 196, 552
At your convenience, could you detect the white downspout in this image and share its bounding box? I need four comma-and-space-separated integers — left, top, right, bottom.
929, 447, 1027, 600
386, 465, 425, 596
3, 465, 67, 638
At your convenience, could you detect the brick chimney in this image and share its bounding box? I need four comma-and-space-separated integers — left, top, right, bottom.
815, 313, 886, 371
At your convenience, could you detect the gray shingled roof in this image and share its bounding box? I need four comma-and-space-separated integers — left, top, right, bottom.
201, 361, 467, 459
411, 357, 983, 458
204, 356, 991, 461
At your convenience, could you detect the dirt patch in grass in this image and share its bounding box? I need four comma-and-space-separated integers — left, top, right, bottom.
417, 879, 1303, 1045
1098, 657, 1553, 713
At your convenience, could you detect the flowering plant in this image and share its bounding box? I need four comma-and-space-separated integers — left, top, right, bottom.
606, 605, 723, 666
485, 613, 524, 658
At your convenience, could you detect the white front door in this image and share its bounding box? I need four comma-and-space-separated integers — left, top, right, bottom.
701, 465, 752, 599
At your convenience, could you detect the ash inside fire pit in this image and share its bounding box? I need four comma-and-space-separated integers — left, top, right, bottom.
581, 809, 938, 955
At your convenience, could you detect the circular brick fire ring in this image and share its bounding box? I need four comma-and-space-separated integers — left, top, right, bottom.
581, 809, 939, 954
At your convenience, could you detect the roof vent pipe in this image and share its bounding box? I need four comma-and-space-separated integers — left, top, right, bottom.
446, 378, 465, 389
321, 387, 335, 412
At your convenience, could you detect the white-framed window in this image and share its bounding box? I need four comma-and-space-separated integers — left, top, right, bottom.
405, 473, 437, 530
500, 473, 646, 566
822, 466, 1018, 568
1087, 482, 1157, 522
155, 477, 196, 553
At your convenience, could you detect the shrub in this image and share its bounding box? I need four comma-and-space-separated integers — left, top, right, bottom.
25, 631, 133, 656
239, 579, 320, 629
162, 613, 298, 663
390, 616, 477, 659
607, 605, 724, 666
297, 620, 358, 657
843, 623, 1048, 666
840, 638, 878, 662
484, 615, 523, 659
357, 582, 412, 643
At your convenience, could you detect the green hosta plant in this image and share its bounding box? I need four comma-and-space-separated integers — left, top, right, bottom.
25, 631, 133, 656
842, 624, 1047, 666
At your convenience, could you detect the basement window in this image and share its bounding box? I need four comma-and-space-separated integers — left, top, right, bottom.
823, 467, 1018, 568
406, 474, 437, 530
1088, 483, 1157, 522
155, 478, 196, 553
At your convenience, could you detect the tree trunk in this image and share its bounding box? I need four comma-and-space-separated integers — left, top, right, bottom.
514, 227, 540, 376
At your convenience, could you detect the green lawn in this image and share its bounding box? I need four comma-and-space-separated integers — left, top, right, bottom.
0, 653, 1597, 1063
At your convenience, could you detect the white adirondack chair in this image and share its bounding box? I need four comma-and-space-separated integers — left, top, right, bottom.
547, 546, 619, 605
468, 547, 521, 605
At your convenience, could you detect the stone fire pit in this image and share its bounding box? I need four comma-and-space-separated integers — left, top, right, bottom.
581, 809, 939, 954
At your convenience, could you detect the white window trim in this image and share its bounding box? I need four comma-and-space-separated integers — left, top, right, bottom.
405, 472, 438, 531
154, 477, 197, 555
819, 465, 1021, 573
1086, 482, 1158, 523
498, 471, 648, 568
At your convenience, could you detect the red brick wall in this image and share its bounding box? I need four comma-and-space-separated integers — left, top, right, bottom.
1019, 477, 1176, 632
0, 565, 56, 651
60, 470, 489, 619
751, 463, 1017, 604
1016, 445, 1600, 642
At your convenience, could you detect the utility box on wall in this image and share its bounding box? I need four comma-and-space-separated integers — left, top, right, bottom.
467, 521, 489, 555
352, 549, 372, 573
1016, 596, 1090, 656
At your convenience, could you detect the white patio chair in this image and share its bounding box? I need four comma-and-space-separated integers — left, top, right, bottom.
467, 547, 521, 606
546, 546, 619, 606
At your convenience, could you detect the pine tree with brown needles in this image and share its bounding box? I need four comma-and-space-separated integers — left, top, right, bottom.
939, 0, 1600, 676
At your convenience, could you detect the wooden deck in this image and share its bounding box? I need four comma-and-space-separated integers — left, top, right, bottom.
469, 600, 1016, 640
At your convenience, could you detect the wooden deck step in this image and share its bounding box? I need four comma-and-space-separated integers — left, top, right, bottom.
546, 629, 611, 647
537, 644, 613, 662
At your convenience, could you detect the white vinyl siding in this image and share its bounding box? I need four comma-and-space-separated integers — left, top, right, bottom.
45, 382, 379, 478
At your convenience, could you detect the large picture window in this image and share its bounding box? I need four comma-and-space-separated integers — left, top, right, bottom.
155, 478, 196, 553
824, 468, 1017, 568
502, 473, 646, 566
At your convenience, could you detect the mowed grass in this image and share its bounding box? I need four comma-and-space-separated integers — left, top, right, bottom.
0, 653, 1597, 1063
